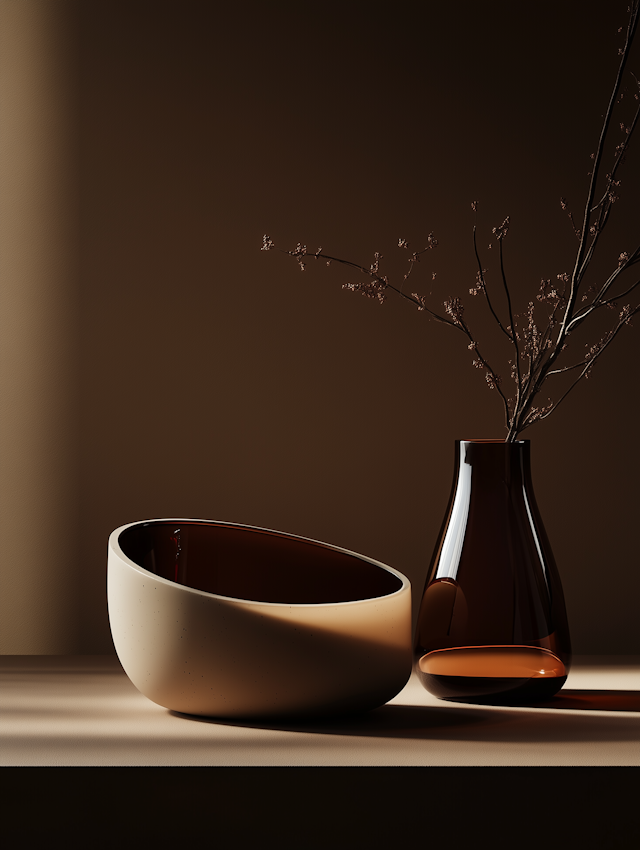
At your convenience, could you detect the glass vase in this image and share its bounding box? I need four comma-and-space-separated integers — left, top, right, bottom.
414, 439, 571, 703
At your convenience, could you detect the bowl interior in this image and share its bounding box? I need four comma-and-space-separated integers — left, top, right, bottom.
118, 521, 403, 604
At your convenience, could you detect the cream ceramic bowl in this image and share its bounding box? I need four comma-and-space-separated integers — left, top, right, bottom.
107, 519, 412, 718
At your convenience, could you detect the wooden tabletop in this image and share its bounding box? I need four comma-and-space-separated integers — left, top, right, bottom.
2, 655, 639, 766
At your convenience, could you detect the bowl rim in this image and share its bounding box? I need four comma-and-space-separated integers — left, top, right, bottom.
108, 517, 411, 608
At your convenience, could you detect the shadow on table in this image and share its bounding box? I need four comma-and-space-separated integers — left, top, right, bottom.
427, 690, 640, 712
170, 689, 640, 743
520, 690, 640, 712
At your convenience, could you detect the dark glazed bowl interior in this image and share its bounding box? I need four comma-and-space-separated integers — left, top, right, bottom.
119, 521, 403, 604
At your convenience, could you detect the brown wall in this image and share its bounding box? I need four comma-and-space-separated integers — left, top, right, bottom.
2, 0, 639, 654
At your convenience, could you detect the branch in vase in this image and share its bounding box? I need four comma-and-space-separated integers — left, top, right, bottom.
558, 2, 639, 341
262, 2, 640, 443
524, 303, 640, 428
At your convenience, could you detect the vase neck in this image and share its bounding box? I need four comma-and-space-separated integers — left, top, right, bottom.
456, 440, 531, 484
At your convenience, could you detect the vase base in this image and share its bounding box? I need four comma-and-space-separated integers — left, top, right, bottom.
418, 671, 568, 704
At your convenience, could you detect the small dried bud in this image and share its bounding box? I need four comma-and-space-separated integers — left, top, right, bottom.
620, 304, 635, 324
526, 401, 554, 424
398, 238, 409, 249
560, 198, 567, 210
471, 201, 478, 213
411, 292, 428, 312
444, 296, 464, 324
370, 252, 383, 274
262, 234, 275, 251
491, 216, 510, 241
469, 270, 486, 296
619, 251, 629, 267
343, 277, 388, 302
294, 244, 307, 271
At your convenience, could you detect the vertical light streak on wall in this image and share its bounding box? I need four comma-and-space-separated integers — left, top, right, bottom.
0, 1, 79, 652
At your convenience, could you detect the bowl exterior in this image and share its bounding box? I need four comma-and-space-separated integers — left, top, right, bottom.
107, 523, 412, 718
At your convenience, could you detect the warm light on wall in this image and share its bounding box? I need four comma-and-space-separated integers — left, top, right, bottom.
0, 0, 79, 652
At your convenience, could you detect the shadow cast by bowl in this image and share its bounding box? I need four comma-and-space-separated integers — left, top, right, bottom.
170, 694, 640, 744
170, 703, 498, 739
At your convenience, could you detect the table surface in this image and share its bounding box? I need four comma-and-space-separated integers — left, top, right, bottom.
2, 654, 639, 766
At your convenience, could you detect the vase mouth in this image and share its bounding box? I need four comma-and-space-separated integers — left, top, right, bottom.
458, 438, 528, 444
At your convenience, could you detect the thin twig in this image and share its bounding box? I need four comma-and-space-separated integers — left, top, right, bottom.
472, 227, 512, 341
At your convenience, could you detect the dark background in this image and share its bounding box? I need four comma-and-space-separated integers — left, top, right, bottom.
73, 0, 639, 653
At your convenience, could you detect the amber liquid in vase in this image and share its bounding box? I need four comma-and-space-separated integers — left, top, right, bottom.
417, 643, 567, 703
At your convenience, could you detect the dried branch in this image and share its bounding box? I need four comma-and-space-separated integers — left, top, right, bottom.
262, 2, 640, 443
521, 303, 640, 429
559, 1, 639, 338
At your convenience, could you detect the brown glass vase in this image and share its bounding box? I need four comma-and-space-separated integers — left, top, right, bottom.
414, 439, 571, 703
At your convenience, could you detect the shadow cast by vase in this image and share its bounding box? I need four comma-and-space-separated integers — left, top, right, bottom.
522, 689, 640, 712
424, 688, 640, 710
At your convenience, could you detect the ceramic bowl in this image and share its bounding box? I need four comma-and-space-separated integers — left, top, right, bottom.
107, 519, 412, 718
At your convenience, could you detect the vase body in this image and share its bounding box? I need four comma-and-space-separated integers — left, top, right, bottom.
414, 440, 571, 703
